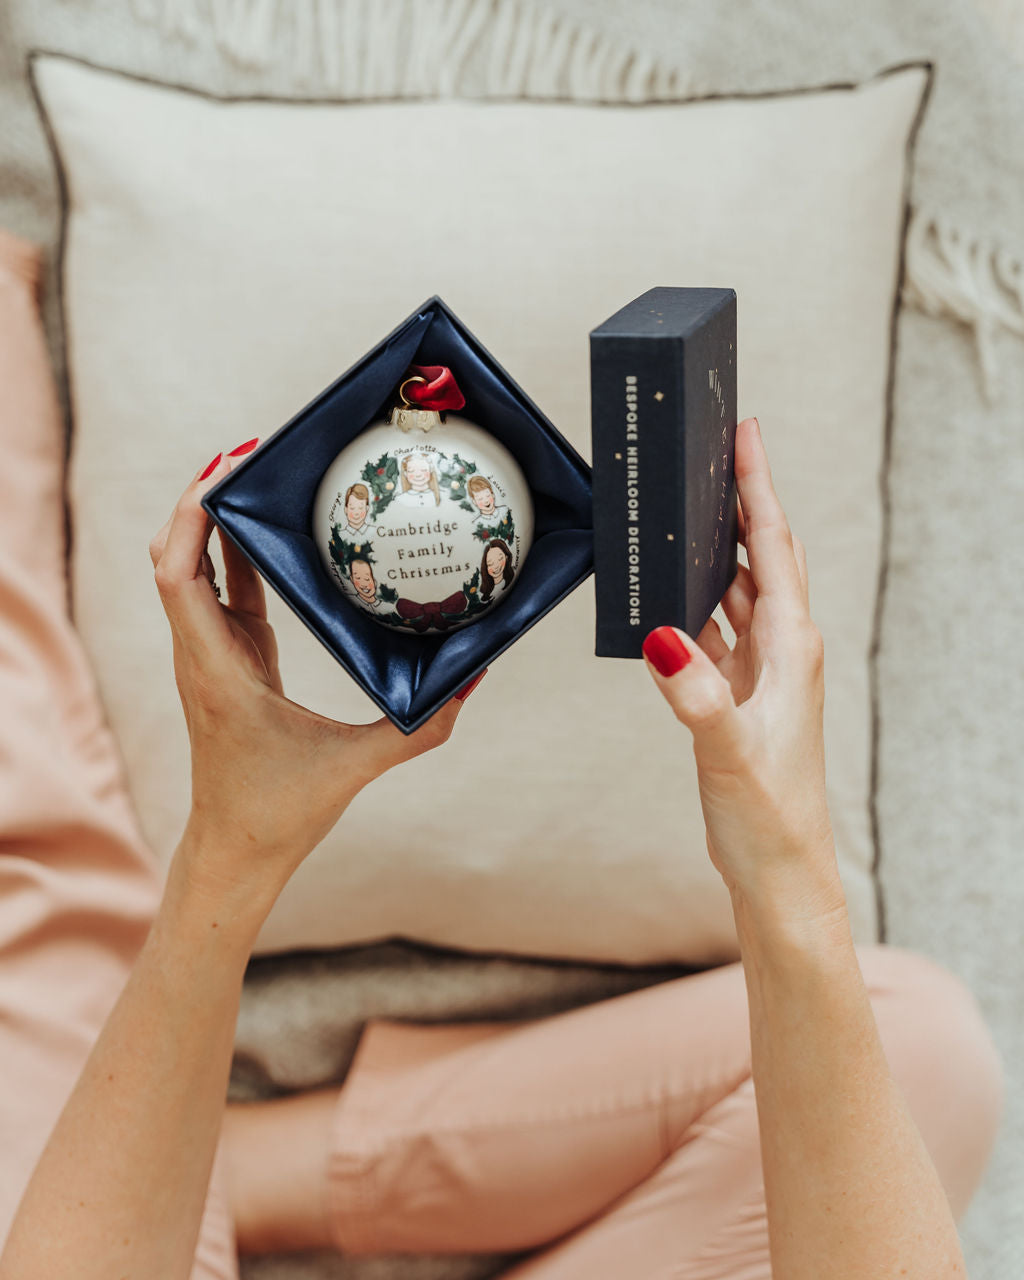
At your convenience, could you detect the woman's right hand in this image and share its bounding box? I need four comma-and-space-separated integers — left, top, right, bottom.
641, 416, 846, 928
148, 443, 484, 923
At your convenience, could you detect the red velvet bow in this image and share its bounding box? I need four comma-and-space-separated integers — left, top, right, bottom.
403, 365, 466, 412
395, 590, 469, 632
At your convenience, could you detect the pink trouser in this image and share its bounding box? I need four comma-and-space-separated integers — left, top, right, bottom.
0, 228, 1004, 1280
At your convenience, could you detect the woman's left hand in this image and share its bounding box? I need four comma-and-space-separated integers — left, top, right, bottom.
148, 442, 485, 916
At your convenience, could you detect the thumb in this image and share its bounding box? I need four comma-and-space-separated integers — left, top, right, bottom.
641, 626, 746, 772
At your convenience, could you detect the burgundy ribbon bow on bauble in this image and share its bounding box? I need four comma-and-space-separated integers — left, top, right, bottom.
402, 365, 466, 412
396, 590, 469, 632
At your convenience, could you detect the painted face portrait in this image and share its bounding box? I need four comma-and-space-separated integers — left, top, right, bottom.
404, 454, 433, 490
350, 559, 376, 601
345, 494, 369, 527
479, 537, 514, 602
471, 481, 496, 515
485, 545, 507, 580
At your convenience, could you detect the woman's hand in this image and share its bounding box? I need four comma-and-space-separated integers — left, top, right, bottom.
149, 441, 485, 915
644, 418, 978, 1280
642, 416, 844, 926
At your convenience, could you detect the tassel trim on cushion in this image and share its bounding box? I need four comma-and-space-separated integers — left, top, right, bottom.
128, 0, 686, 98
129, 0, 1024, 394
904, 206, 1024, 403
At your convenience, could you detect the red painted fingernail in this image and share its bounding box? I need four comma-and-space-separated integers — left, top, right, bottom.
227, 437, 260, 457
454, 670, 487, 702
199, 452, 222, 480
642, 626, 692, 677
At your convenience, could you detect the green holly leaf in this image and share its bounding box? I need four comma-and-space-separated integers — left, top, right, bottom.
432, 455, 481, 504
328, 525, 346, 573
457, 566, 491, 618
358, 452, 400, 516
472, 511, 516, 546
329, 526, 377, 576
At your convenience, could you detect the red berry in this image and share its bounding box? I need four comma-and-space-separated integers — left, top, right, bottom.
377, 467, 385, 475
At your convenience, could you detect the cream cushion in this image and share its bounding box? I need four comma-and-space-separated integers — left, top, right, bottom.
33, 54, 928, 962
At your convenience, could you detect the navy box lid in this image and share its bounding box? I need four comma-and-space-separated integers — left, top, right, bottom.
589, 287, 738, 658
201, 296, 594, 735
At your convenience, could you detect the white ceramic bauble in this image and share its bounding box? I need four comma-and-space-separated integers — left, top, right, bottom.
313, 406, 534, 634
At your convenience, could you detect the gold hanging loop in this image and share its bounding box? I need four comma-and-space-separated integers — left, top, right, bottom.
398, 375, 430, 407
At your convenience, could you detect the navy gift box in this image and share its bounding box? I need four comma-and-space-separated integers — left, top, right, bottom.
590, 287, 738, 659
201, 296, 594, 735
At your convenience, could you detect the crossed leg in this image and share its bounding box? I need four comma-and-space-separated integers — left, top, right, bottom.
222, 943, 1002, 1277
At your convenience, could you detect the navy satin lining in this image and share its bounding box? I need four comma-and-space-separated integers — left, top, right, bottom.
203, 298, 594, 732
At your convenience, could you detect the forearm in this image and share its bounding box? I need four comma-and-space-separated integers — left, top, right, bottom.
0, 835, 273, 1280
732, 861, 966, 1280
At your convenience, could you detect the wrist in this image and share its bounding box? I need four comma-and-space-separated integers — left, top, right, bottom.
161, 826, 281, 953
729, 851, 855, 973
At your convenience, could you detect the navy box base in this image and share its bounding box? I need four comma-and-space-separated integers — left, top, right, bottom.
202, 297, 594, 734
